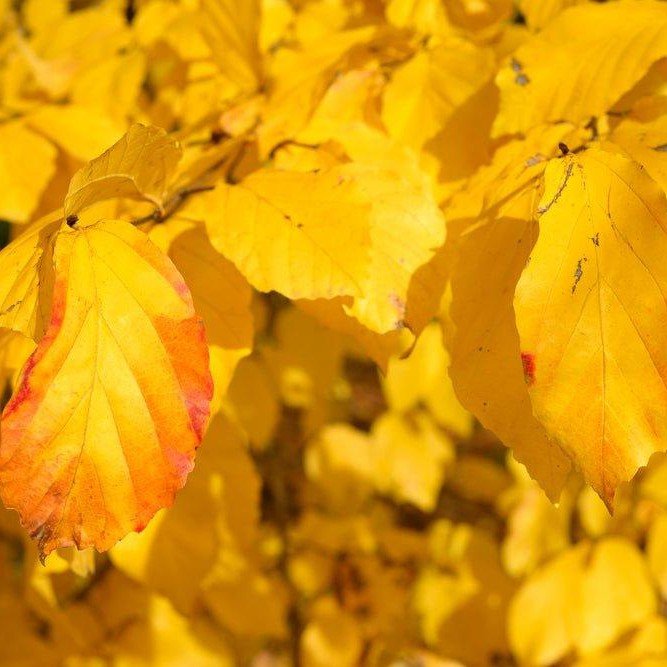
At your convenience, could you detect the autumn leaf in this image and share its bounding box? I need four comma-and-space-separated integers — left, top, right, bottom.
63, 124, 182, 218
517, 0, 583, 31
446, 126, 577, 499
0, 121, 57, 224
382, 39, 494, 153
0, 220, 212, 558
515, 147, 667, 505
199, 0, 262, 91
26, 104, 125, 163
494, 1, 667, 136
150, 217, 253, 408
198, 163, 444, 334
0, 212, 60, 340
611, 114, 667, 193
196, 165, 370, 301
110, 415, 259, 613
383, 322, 472, 437
509, 538, 656, 662
6, 0, 667, 662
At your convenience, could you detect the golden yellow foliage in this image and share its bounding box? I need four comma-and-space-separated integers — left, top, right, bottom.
2, 0, 667, 665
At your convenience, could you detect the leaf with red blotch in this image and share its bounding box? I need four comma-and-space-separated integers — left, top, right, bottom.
0, 220, 213, 559
515, 147, 667, 506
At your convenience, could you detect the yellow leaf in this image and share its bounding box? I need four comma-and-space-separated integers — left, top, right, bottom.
261, 305, 346, 433
200, 163, 444, 334
0, 211, 60, 339
257, 27, 376, 154
111, 415, 259, 613
494, 1, 667, 136
151, 218, 253, 407
305, 423, 375, 514
26, 104, 124, 163
70, 50, 146, 124
296, 297, 406, 372
639, 452, 667, 507
446, 126, 576, 500
382, 40, 494, 153
227, 356, 280, 449
576, 615, 667, 667
113, 595, 235, 667
443, 0, 513, 35
0, 330, 35, 395
298, 68, 383, 146
23, 0, 67, 36
413, 566, 478, 647
509, 544, 586, 665
576, 485, 612, 538
370, 412, 454, 512
300, 598, 363, 667
16, 4, 129, 100
64, 124, 182, 219
574, 538, 656, 654
0, 220, 213, 557
512, 537, 656, 663
386, 0, 450, 35
203, 568, 289, 638
199, 0, 262, 91
260, 0, 295, 54
198, 166, 371, 299
0, 121, 57, 223
423, 526, 514, 664
514, 147, 667, 504
383, 322, 472, 437
517, 0, 582, 31
341, 164, 446, 334
293, 0, 351, 44
612, 114, 667, 195
647, 513, 667, 599
502, 484, 571, 577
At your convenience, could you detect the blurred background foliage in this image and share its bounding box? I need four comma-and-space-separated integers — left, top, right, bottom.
2, 299, 667, 665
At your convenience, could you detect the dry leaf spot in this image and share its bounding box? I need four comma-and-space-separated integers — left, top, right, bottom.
521, 352, 536, 385
538, 161, 574, 215
571, 256, 587, 294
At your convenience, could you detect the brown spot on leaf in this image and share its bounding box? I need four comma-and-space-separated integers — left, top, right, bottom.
572, 257, 587, 294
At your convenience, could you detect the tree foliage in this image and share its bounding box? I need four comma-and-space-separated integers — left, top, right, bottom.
2, 0, 667, 665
